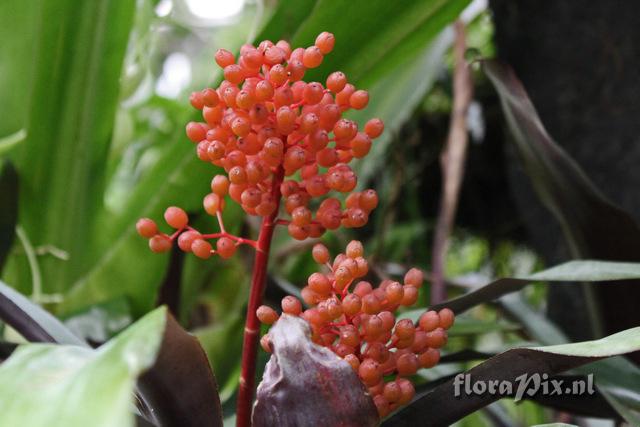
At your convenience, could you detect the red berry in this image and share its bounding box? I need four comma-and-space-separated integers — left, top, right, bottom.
192, 239, 212, 259
314, 31, 335, 54
216, 237, 236, 259
257, 305, 279, 325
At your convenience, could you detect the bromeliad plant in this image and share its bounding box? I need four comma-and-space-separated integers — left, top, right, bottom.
136, 32, 454, 424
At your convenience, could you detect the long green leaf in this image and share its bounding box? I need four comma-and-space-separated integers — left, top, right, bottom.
0, 306, 166, 427
2, 0, 136, 299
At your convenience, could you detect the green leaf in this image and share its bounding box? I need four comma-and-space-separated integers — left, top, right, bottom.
0, 129, 26, 157
3, 0, 136, 299
385, 326, 640, 426
0, 306, 166, 427
431, 260, 640, 314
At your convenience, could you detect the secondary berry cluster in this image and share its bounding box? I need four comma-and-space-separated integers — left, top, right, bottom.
256, 241, 455, 418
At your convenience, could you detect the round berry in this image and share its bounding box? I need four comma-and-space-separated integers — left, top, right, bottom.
419, 311, 440, 332
314, 31, 335, 54
136, 218, 158, 238
281, 296, 302, 315
302, 46, 323, 68
149, 234, 172, 253
164, 206, 188, 229
257, 305, 279, 325
191, 239, 212, 259
438, 308, 455, 329
216, 237, 236, 259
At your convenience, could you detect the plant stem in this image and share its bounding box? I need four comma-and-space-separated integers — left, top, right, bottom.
431, 20, 472, 305
236, 167, 284, 427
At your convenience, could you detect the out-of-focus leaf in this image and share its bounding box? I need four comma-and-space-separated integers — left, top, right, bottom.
0, 280, 86, 346
138, 312, 223, 427
0, 161, 18, 273
431, 260, 640, 314
5, 0, 137, 299
0, 306, 166, 427
253, 314, 378, 427
0, 129, 26, 156
63, 297, 132, 343
483, 59, 640, 336
385, 327, 640, 427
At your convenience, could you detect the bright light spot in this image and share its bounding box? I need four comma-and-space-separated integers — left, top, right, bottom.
185, 0, 245, 20
155, 0, 173, 17
156, 52, 191, 99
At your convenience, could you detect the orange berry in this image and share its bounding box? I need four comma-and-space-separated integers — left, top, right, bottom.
342, 293, 362, 316
210, 175, 230, 196
418, 348, 440, 368
404, 268, 424, 288
257, 305, 279, 325
345, 240, 364, 258
216, 237, 236, 259
302, 46, 323, 68
186, 122, 207, 142
418, 311, 440, 332
190, 91, 205, 109
307, 272, 332, 295
425, 328, 447, 348
349, 90, 369, 110
358, 358, 382, 386
191, 239, 212, 259
314, 31, 335, 54
203, 193, 224, 215
136, 218, 158, 238
214, 48, 235, 67
281, 296, 302, 315
385, 282, 404, 304
164, 206, 188, 229
201, 88, 219, 107
396, 353, 419, 376
401, 285, 419, 306
438, 308, 455, 329
397, 378, 415, 405
326, 71, 347, 93
223, 64, 244, 84
364, 118, 384, 138
260, 334, 272, 353
312, 243, 330, 264
149, 234, 172, 253
177, 230, 201, 252
303, 82, 324, 105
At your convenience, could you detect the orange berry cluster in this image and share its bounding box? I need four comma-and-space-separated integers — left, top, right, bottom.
185, 32, 383, 240
256, 241, 455, 418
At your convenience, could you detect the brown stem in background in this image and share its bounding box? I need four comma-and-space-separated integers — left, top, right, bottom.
431, 20, 473, 304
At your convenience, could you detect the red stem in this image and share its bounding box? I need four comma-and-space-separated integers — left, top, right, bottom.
236, 166, 284, 427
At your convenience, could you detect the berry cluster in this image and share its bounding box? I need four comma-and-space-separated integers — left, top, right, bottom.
256, 241, 455, 418
186, 32, 383, 241
137, 32, 384, 257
